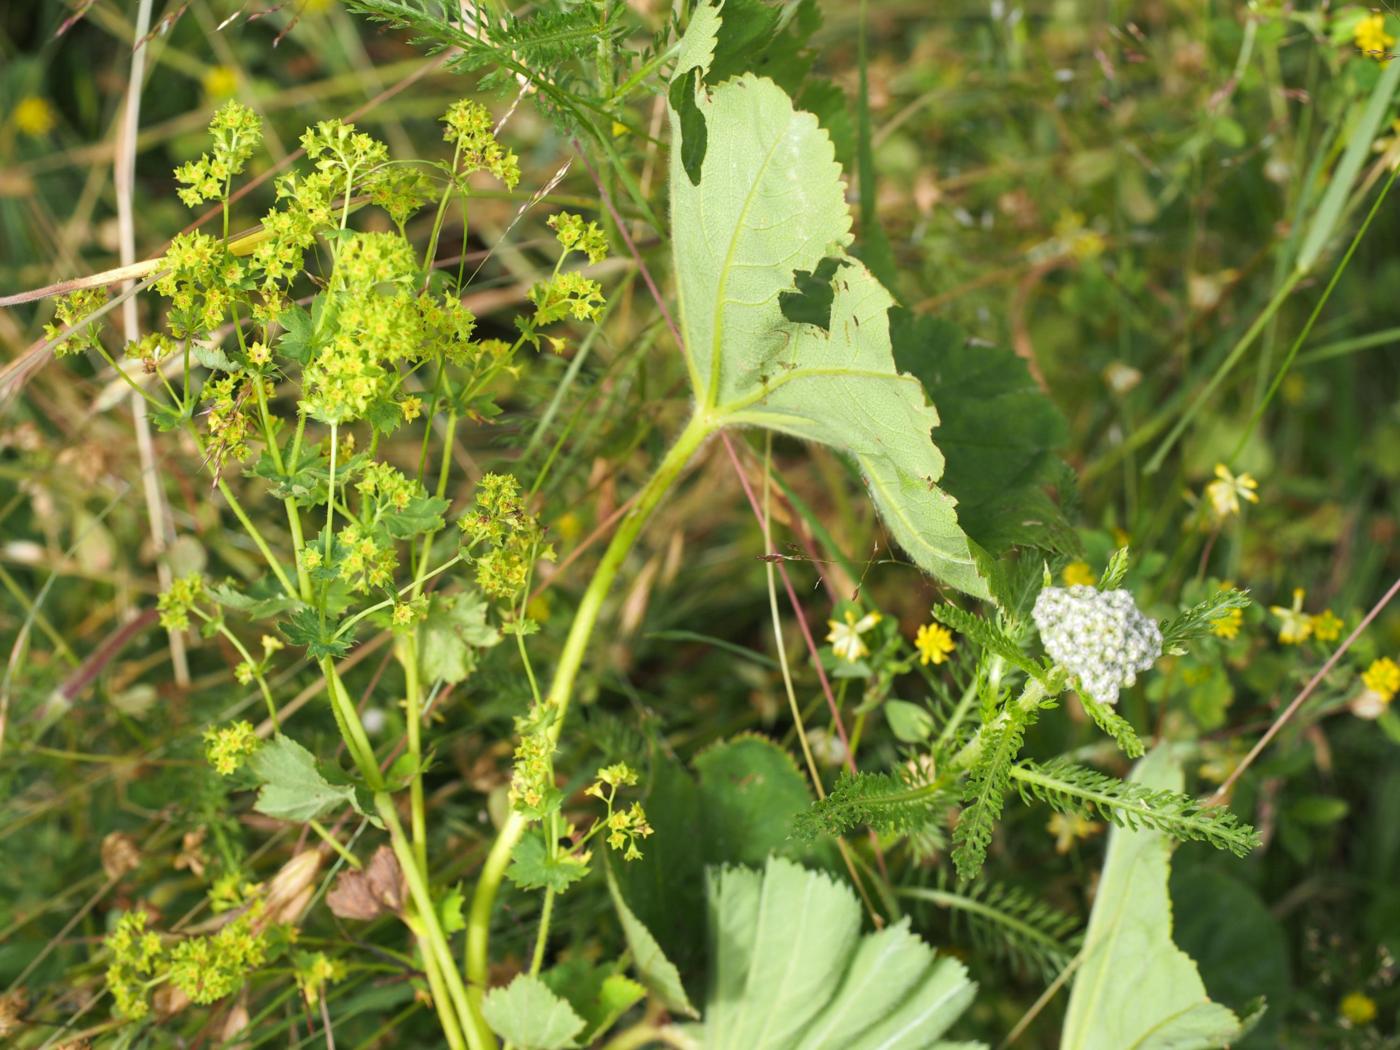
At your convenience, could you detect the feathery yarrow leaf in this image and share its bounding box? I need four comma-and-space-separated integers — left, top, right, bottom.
1011, 758, 1259, 856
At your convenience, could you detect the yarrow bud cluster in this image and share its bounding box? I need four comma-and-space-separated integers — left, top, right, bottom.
1033, 585, 1162, 707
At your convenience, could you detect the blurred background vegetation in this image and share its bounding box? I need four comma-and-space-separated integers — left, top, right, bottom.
3, 0, 1400, 1046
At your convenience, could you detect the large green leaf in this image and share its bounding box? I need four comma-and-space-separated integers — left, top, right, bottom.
696, 734, 812, 866
686, 856, 980, 1049
668, 1, 987, 598
890, 310, 1073, 556
1062, 746, 1246, 1050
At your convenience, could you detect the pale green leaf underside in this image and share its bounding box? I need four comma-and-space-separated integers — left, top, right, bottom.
1062, 747, 1243, 1050
694, 856, 981, 1050
247, 734, 359, 825
669, 2, 986, 597
481, 973, 586, 1050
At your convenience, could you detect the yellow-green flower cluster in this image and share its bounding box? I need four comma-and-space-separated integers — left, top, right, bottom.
124, 332, 177, 373
333, 521, 398, 594
156, 231, 243, 338
418, 292, 479, 365
509, 705, 560, 817
43, 287, 109, 357
248, 169, 338, 296
300, 118, 390, 183
548, 211, 609, 264
604, 802, 654, 861
459, 473, 553, 601
174, 101, 263, 208
300, 232, 445, 424
166, 910, 269, 1005
158, 573, 207, 631
585, 763, 651, 860
105, 911, 166, 1020
528, 270, 606, 327
442, 99, 520, 188
204, 720, 261, 776
202, 373, 268, 471
367, 165, 435, 230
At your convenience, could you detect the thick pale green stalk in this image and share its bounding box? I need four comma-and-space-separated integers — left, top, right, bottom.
397, 633, 429, 871
376, 794, 489, 1050
464, 412, 711, 1002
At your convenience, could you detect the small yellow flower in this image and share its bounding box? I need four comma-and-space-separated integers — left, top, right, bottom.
1356, 13, 1395, 58
1363, 658, 1400, 703
1341, 989, 1378, 1025
1205, 463, 1259, 521
203, 65, 239, 99
15, 96, 57, 137
1311, 610, 1344, 644
1269, 588, 1312, 645
914, 623, 955, 666
1062, 561, 1095, 587
826, 608, 881, 663
1210, 607, 1243, 640
399, 395, 423, 422
1048, 812, 1102, 854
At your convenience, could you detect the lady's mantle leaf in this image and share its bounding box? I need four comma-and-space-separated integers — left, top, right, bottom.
247, 734, 362, 824
1061, 746, 1245, 1050
481, 974, 586, 1050
668, 4, 986, 598
692, 856, 980, 1049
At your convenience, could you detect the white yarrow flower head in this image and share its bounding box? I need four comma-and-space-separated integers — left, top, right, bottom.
1032, 585, 1162, 707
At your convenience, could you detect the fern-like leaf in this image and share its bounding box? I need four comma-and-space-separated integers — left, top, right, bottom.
1159, 587, 1252, 652
902, 874, 1081, 981
797, 769, 951, 840
930, 603, 1046, 683
951, 700, 1040, 880
1076, 693, 1144, 759
1011, 758, 1259, 856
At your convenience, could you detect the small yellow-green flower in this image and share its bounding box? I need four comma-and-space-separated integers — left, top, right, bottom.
826, 608, 881, 663
1341, 989, 1378, 1025
1356, 13, 1395, 58
1363, 658, 1400, 703
1311, 609, 1344, 644
15, 96, 57, 137
1269, 588, 1312, 645
1205, 463, 1259, 521
1210, 607, 1243, 640
1061, 561, 1095, 587
914, 622, 955, 666
203, 721, 260, 776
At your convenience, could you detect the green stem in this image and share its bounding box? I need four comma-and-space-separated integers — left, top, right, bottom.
464, 412, 711, 1000
376, 794, 489, 1050
307, 819, 361, 869
528, 886, 555, 976
216, 477, 297, 599
319, 657, 382, 792
397, 633, 429, 873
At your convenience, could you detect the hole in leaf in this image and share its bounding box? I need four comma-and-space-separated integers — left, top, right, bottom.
779, 256, 847, 330
669, 67, 707, 186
